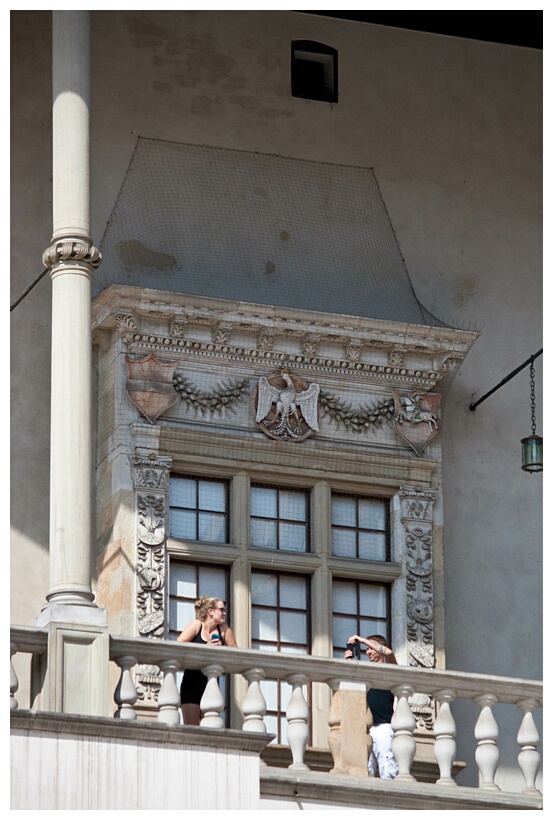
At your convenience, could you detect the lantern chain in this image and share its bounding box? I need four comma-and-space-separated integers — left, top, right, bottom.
530, 362, 537, 436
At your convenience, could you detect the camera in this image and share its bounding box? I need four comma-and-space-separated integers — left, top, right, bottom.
347, 639, 361, 660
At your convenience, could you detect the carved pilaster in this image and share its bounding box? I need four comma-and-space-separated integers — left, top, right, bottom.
131, 452, 172, 706
400, 486, 437, 731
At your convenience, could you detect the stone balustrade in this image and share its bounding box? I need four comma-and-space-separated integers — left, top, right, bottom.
10, 625, 542, 798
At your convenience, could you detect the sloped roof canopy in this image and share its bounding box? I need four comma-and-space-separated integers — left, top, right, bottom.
95, 138, 446, 328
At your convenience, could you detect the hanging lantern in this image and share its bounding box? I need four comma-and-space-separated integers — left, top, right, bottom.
521, 361, 542, 473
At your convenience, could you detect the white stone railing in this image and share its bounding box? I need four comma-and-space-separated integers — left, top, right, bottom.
10, 625, 542, 796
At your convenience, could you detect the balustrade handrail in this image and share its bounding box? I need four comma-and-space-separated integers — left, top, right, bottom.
109, 634, 542, 705
10, 625, 542, 706
11, 624, 48, 655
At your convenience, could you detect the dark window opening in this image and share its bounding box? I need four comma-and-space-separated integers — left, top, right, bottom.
291, 40, 338, 103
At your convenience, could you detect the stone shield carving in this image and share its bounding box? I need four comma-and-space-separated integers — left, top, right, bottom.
393, 389, 441, 456
126, 354, 179, 424
254, 371, 320, 442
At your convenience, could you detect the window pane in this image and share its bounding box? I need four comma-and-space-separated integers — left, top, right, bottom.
279, 522, 307, 551
332, 579, 355, 613
279, 490, 307, 521
170, 477, 196, 509
260, 679, 278, 711
198, 566, 227, 601
360, 618, 388, 638
331, 496, 356, 527
280, 644, 308, 655
251, 573, 277, 606
358, 498, 386, 531
251, 518, 277, 549
170, 476, 229, 544
280, 715, 288, 746
264, 714, 278, 741
170, 509, 196, 540
331, 528, 356, 558
359, 585, 388, 618
333, 614, 357, 650
251, 486, 310, 552
358, 531, 386, 561
280, 575, 307, 609
169, 563, 196, 597
198, 511, 226, 543
198, 480, 226, 512
280, 611, 307, 644
252, 608, 278, 641
251, 486, 277, 518
333, 579, 390, 655
169, 597, 194, 630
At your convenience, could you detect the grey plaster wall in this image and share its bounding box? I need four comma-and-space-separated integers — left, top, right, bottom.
11, 10, 542, 787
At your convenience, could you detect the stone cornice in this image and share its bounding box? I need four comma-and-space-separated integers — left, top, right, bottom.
92, 285, 479, 391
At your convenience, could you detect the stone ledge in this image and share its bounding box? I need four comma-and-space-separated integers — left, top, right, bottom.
11, 709, 272, 754
260, 767, 543, 811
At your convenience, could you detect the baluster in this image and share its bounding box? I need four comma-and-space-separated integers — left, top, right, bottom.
157, 659, 181, 725
242, 667, 267, 733
200, 663, 225, 728
113, 655, 138, 720
10, 643, 19, 711
474, 693, 500, 790
326, 678, 342, 774
433, 689, 457, 786
286, 673, 309, 771
517, 698, 541, 795
391, 683, 416, 781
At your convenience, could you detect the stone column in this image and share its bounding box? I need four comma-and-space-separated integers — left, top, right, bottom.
42, 10, 101, 607
33, 11, 108, 717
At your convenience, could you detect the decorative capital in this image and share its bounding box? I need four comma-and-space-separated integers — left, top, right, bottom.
131, 453, 172, 490
42, 238, 101, 272
399, 487, 437, 522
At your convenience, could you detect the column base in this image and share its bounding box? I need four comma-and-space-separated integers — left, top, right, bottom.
32, 605, 109, 717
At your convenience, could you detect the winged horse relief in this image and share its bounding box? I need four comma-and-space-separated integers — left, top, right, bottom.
255, 371, 320, 441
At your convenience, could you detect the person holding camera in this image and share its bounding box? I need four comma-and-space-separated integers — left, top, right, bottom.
178, 596, 237, 725
345, 634, 399, 779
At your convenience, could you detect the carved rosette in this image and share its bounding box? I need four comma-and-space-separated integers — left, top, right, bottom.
131, 453, 172, 704
400, 487, 437, 731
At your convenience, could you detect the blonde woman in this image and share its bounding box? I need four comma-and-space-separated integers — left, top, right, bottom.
178, 596, 237, 725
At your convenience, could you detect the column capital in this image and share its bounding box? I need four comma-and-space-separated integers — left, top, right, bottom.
43, 237, 101, 275
399, 486, 437, 523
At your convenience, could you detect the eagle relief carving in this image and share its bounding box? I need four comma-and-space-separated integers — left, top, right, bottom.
254, 371, 320, 442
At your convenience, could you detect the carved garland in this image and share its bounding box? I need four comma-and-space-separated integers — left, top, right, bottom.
173, 374, 251, 414
319, 392, 395, 432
